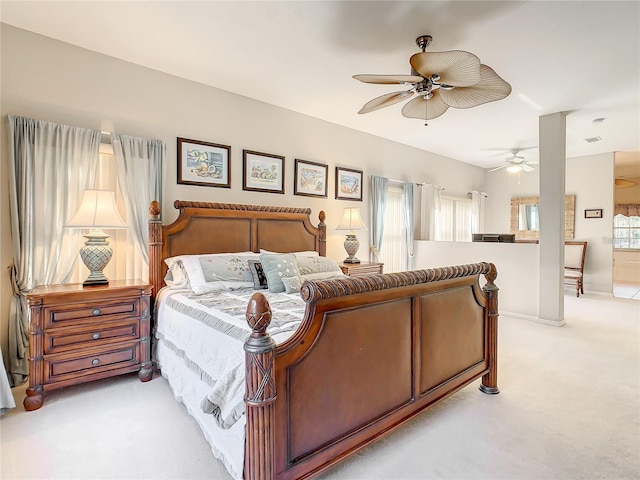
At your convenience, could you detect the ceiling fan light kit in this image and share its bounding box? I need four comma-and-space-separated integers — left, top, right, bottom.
354, 35, 512, 123
488, 149, 538, 174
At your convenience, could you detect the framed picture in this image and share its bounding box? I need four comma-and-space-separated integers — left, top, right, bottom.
585, 208, 603, 219
177, 137, 231, 188
243, 150, 285, 194
294, 159, 328, 198
335, 166, 363, 201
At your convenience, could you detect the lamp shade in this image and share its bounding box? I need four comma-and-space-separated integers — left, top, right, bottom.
336, 207, 367, 231
65, 189, 127, 229
506, 165, 523, 174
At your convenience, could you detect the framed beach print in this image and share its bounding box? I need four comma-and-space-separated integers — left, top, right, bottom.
294, 159, 328, 198
335, 166, 363, 201
177, 137, 231, 188
243, 149, 285, 194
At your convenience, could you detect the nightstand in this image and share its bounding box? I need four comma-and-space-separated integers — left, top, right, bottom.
24, 279, 152, 411
339, 261, 384, 277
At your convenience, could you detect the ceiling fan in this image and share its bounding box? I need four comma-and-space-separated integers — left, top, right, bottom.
353, 35, 512, 124
488, 150, 537, 173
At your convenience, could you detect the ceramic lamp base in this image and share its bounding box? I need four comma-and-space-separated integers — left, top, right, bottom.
343, 233, 361, 264
80, 230, 113, 286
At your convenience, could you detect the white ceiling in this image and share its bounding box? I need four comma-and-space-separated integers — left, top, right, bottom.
2, 1, 639, 171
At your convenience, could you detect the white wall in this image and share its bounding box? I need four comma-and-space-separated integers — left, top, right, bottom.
0, 25, 485, 365
484, 152, 615, 294
415, 241, 540, 320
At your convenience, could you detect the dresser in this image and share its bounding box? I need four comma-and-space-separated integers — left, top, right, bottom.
24, 280, 153, 411
339, 261, 384, 277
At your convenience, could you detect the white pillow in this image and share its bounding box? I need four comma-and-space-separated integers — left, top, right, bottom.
164, 258, 190, 288
260, 249, 319, 258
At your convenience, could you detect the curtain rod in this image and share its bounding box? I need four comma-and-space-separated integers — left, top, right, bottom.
386, 177, 443, 189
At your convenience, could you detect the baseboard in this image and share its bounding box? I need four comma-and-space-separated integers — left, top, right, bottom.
500, 310, 566, 327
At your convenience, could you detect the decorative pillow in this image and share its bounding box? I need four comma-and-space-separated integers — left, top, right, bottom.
259, 253, 301, 293
296, 256, 342, 276
300, 271, 348, 282
281, 276, 302, 294
168, 253, 259, 294
247, 260, 268, 289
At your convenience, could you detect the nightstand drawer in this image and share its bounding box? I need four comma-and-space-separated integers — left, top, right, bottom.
44, 320, 140, 354
44, 297, 140, 329
44, 342, 140, 383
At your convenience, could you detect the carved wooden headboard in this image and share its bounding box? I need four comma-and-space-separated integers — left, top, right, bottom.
148, 200, 326, 299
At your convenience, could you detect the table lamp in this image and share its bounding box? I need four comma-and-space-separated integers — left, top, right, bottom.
65, 189, 127, 286
336, 207, 367, 264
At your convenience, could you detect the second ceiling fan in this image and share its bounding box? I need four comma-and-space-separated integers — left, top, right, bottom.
489, 150, 538, 173
353, 35, 512, 123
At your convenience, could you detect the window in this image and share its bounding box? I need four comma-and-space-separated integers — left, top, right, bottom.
439, 196, 472, 242
379, 186, 407, 273
614, 214, 640, 249
69, 152, 147, 283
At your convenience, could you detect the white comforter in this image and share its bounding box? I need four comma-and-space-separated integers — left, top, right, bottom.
155, 287, 305, 429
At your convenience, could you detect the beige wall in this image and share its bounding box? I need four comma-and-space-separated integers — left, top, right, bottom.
0, 25, 486, 367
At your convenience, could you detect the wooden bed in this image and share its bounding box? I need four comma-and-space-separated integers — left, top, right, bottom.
149, 200, 499, 480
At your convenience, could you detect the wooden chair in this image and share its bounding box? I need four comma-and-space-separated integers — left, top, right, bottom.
565, 241, 587, 297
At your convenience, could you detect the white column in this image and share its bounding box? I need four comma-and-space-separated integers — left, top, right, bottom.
538, 112, 566, 325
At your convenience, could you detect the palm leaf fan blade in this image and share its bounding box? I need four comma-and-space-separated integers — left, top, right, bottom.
409, 50, 481, 87
439, 65, 512, 109
401, 90, 449, 120
358, 90, 415, 114
353, 74, 424, 85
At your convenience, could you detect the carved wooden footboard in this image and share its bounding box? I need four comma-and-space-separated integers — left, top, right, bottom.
244, 263, 499, 480
148, 201, 498, 480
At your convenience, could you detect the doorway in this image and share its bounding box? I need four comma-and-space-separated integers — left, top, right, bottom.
613, 151, 640, 300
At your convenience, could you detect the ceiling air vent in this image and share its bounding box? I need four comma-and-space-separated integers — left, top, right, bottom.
584, 136, 602, 143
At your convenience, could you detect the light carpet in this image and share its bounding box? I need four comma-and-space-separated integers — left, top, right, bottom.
1, 294, 638, 480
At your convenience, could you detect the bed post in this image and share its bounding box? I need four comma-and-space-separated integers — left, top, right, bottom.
318, 210, 326, 256
244, 293, 277, 480
148, 201, 163, 302
480, 262, 500, 394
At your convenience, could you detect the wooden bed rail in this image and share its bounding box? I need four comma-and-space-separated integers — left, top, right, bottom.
244, 262, 499, 480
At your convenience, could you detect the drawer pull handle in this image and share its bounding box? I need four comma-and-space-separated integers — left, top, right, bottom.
92, 309, 100, 316
92, 359, 100, 366
92, 333, 100, 340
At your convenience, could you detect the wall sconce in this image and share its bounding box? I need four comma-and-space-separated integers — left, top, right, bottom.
336, 207, 367, 264
65, 189, 127, 286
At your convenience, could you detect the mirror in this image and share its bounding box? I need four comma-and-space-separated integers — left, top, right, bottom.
518, 204, 540, 230
510, 195, 575, 240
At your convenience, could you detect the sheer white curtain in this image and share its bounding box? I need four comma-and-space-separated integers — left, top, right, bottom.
379, 187, 407, 272
419, 184, 443, 240
470, 191, 487, 233
7, 115, 100, 385
369, 176, 389, 262
112, 134, 164, 275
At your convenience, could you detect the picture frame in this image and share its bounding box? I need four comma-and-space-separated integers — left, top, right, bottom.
335, 166, 363, 201
177, 137, 231, 188
294, 159, 328, 198
243, 150, 285, 194
584, 208, 603, 219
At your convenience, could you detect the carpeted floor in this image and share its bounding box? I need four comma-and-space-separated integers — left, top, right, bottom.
1, 293, 638, 480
